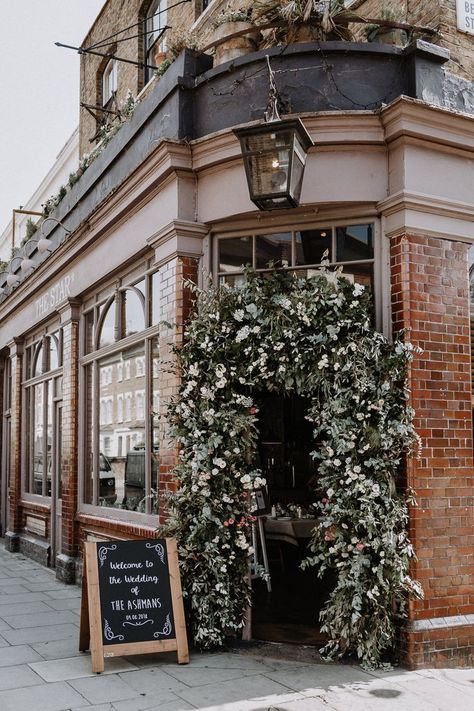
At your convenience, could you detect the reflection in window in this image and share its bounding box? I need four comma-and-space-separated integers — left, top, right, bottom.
25, 330, 63, 498
336, 224, 373, 262
256, 233, 292, 269
124, 288, 145, 337
98, 300, 116, 349
296, 228, 332, 265
219, 237, 252, 273
83, 269, 161, 515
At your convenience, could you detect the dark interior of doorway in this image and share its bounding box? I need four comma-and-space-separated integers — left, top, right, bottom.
251, 392, 331, 646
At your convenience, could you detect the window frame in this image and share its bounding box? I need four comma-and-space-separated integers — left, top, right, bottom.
213, 218, 387, 334
22, 327, 63, 501
102, 57, 118, 106
144, 0, 167, 85
79, 263, 161, 522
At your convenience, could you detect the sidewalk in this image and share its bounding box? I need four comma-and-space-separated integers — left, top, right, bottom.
0, 545, 472, 711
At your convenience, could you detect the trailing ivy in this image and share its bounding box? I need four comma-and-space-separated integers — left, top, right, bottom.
166, 266, 422, 665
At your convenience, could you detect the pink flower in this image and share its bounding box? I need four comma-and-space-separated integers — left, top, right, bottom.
324, 531, 335, 541
356, 543, 365, 551
228, 518, 235, 525
223, 521, 229, 527
321, 498, 328, 504
248, 407, 258, 415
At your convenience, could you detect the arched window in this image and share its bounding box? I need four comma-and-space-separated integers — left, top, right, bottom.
82, 269, 160, 515
102, 58, 117, 106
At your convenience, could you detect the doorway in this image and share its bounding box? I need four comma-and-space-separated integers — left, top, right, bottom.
252, 392, 330, 645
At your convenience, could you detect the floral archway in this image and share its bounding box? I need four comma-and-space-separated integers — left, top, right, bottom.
166, 267, 422, 666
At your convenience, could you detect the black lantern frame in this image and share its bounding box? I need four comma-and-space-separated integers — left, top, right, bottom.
234, 118, 314, 211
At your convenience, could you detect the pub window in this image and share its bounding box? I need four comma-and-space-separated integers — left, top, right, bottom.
81, 268, 161, 516
23, 330, 63, 497
216, 221, 378, 321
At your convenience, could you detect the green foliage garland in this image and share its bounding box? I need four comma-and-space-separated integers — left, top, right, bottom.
166, 267, 422, 665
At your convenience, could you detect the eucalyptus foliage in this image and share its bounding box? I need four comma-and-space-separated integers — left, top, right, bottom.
166, 267, 422, 665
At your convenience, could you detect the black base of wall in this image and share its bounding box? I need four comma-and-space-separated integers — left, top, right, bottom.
4, 531, 20, 552
18, 534, 50, 567
55, 553, 77, 584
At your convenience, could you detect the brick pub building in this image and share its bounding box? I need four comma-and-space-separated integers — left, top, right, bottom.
0, 0, 473, 668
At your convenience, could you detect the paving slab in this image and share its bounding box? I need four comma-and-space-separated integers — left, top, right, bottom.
118, 667, 189, 695
69, 674, 145, 704
32, 637, 86, 660
263, 662, 375, 697
44, 596, 82, 611
21, 581, 69, 592
113, 700, 196, 711
0, 680, 89, 711
2, 610, 79, 629
173, 673, 306, 710
0, 663, 44, 691
0, 643, 44, 667
43, 587, 83, 599
0, 601, 54, 618
0, 591, 50, 606
30, 654, 139, 682
1, 621, 78, 645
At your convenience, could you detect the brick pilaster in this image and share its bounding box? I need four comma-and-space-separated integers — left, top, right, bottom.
4, 339, 23, 551
391, 233, 474, 667
56, 299, 81, 582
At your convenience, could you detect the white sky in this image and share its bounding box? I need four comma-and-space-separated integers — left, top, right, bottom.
0, 0, 105, 233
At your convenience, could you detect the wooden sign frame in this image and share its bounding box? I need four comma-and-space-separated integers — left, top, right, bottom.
79, 538, 189, 672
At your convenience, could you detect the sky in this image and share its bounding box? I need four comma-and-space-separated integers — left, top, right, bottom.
0, 0, 105, 233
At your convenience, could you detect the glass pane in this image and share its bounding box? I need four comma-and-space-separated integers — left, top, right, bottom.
33, 383, 44, 495
289, 150, 304, 202
296, 228, 332, 265
151, 337, 160, 515
84, 311, 94, 354
124, 288, 145, 338
151, 271, 160, 325
98, 300, 115, 349
57, 406, 63, 499
219, 274, 247, 288
84, 364, 94, 505
97, 343, 146, 511
49, 333, 59, 371
336, 224, 374, 262
256, 233, 292, 269
34, 343, 44, 377
46, 382, 53, 496
218, 237, 252, 273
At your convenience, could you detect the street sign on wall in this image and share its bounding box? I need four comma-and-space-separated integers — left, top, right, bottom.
456, 0, 474, 35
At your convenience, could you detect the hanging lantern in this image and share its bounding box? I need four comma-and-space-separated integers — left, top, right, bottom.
234, 118, 314, 211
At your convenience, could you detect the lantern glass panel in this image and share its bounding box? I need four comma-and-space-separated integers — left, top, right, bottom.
256, 233, 292, 269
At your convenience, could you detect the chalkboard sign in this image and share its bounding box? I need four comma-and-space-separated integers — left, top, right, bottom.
79, 538, 188, 672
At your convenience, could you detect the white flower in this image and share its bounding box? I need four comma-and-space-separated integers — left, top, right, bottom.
236, 326, 251, 342
213, 458, 226, 469
240, 474, 251, 484
216, 379, 227, 388
233, 309, 245, 321
333, 459, 341, 467
353, 283, 365, 296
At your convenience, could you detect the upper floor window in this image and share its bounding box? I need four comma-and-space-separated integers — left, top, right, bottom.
144, 0, 167, 84
102, 58, 117, 106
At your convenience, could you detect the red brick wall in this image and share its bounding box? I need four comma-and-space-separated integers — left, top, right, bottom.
7, 341, 23, 538
60, 313, 80, 559
157, 255, 198, 519
391, 233, 474, 667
